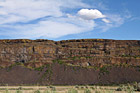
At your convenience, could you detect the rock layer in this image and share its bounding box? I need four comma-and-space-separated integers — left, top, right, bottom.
0, 39, 140, 85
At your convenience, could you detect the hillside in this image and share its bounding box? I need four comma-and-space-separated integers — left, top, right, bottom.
0, 39, 140, 85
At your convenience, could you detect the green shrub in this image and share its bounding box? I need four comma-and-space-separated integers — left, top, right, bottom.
5, 88, 9, 93
53, 59, 64, 64
34, 66, 44, 71
44, 90, 51, 93
16, 90, 22, 93
99, 66, 109, 74
84, 89, 91, 93
116, 84, 135, 92
75, 85, 79, 89
68, 88, 78, 93
52, 60, 57, 63
95, 90, 100, 93
51, 86, 56, 91
57, 60, 64, 64
34, 90, 41, 93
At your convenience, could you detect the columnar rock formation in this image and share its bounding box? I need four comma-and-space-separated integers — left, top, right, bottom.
0, 39, 140, 85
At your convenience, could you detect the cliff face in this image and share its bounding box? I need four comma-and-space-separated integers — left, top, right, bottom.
0, 39, 57, 67
0, 39, 140, 85
56, 39, 140, 67
0, 39, 139, 67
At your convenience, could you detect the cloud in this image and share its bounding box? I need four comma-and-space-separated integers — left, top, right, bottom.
0, 0, 61, 24
102, 18, 110, 23
0, 19, 95, 39
0, 0, 94, 39
0, 18, 95, 39
0, 0, 89, 24
9, 17, 95, 39
98, 14, 127, 32
0, 0, 131, 39
78, 9, 105, 20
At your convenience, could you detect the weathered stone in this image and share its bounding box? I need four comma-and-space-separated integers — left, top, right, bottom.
0, 39, 139, 67
0, 39, 139, 85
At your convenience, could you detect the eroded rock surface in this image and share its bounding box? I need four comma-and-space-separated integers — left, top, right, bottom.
0, 39, 140, 85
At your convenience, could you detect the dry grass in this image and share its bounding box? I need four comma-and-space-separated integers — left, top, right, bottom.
0, 85, 139, 93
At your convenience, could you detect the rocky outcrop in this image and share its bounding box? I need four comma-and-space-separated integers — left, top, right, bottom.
0, 39, 56, 67
0, 39, 140, 85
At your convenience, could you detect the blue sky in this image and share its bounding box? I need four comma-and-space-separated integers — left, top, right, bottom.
0, 0, 139, 40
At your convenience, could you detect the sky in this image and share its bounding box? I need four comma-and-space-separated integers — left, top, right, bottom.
0, 0, 140, 40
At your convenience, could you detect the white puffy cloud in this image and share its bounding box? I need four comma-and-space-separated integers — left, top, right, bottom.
78, 9, 106, 20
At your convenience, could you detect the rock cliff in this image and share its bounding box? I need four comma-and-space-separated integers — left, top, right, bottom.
0, 39, 140, 85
